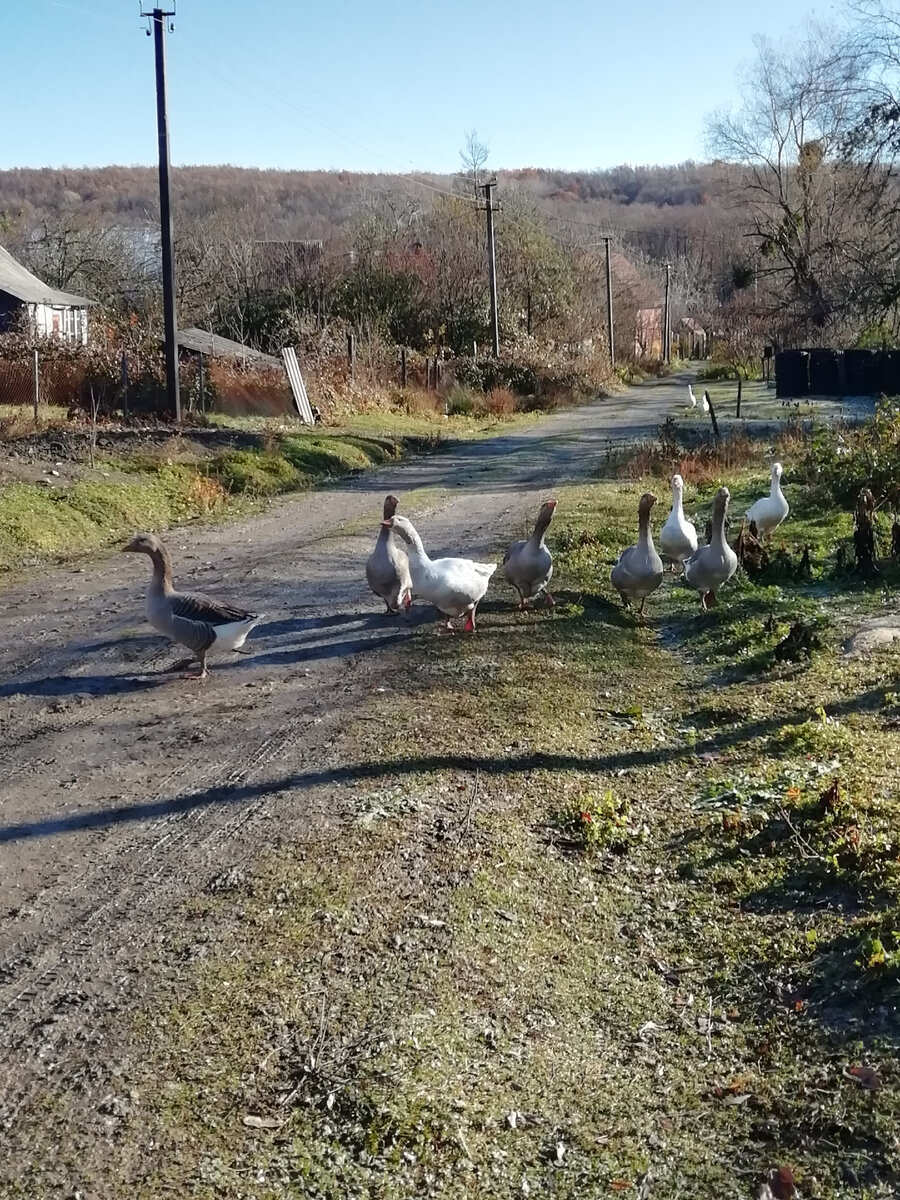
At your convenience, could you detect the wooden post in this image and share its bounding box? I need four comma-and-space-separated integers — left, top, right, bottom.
400, 346, 407, 388
32, 349, 39, 421
121, 350, 129, 417
663, 262, 671, 364
706, 390, 721, 444
604, 236, 615, 368
347, 332, 356, 379
736, 375, 742, 418
198, 351, 206, 414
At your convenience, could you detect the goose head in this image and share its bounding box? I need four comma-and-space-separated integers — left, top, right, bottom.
535, 497, 558, 532
123, 532, 163, 557
383, 514, 414, 545
771, 462, 784, 482
671, 473, 685, 496
382, 494, 400, 520
638, 491, 658, 519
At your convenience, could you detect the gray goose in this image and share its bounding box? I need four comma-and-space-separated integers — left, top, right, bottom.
123, 532, 264, 679
365, 494, 413, 614
503, 498, 557, 608
610, 491, 664, 616
683, 487, 738, 608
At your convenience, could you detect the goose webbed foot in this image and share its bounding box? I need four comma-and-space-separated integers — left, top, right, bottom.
544, 592, 555, 607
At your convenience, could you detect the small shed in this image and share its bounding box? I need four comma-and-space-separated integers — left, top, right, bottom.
176, 327, 283, 369
0, 244, 94, 344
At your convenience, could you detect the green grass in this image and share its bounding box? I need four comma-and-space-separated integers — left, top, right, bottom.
0, 431, 435, 578
9, 460, 900, 1198
206, 407, 538, 442
0, 469, 223, 574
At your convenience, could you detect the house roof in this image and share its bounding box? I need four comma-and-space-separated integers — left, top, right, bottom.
0, 244, 96, 307
177, 327, 283, 369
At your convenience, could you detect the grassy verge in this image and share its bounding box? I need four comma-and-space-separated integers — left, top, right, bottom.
0, 430, 437, 577
10, 458, 900, 1198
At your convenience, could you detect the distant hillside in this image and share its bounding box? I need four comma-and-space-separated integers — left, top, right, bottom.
0, 163, 734, 250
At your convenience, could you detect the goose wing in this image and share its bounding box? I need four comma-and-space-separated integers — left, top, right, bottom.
170, 590, 255, 626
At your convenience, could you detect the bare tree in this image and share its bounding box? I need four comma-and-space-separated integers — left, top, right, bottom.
705, 20, 892, 337
459, 130, 490, 200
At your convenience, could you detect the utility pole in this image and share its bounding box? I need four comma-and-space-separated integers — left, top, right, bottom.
144, 6, 181, 422
604, 236, 615, 368
663, 261, 671, 365
481, 179, 500, 358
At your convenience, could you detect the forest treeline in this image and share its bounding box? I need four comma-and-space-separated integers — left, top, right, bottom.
0, 163, 729, 241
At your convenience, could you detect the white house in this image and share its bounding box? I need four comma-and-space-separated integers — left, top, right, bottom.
0, 244, 94, 344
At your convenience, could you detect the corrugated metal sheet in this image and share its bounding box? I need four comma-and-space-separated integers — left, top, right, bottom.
282, 346, 315, 424
0, 244, 95, 306
176, 327, 282, 369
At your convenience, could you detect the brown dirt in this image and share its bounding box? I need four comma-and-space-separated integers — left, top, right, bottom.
0, 374, 681, 1181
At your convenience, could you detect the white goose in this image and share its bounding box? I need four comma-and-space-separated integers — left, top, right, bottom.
366, 494, 412, 614
503, 498, 557, 609
684, 487, 738, 609
701, 389, 710, 414
746, 462, 789, 538
610, 492, 664, 615
123, 532, 264, 679
687, 383, 698, 409
659, 474, 698, 569
385, 515, 497, 633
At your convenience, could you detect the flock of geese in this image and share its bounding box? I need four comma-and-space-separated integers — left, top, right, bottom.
121, 459, 790, 678
688, 383, 710, 414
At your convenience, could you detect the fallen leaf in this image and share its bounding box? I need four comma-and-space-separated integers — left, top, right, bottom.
721, 1092, 752, 1106
610, 1184, 631, 1193
242, 1114, 283, 1130
845, 1064, 881, 1090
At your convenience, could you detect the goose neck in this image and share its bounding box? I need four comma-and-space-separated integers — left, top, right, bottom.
530, 509, 553, 545
637, 509, 652, 547
710, 499, 728, 547
148, 546, 174, 594
405, 526, 428, 562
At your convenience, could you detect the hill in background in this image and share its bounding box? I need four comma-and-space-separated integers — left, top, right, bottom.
0, 163, 733, 251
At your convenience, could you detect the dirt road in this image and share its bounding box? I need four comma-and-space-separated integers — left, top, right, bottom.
0, 374, 681, 1134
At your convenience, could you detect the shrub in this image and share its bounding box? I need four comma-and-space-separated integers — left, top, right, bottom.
446, 386, 476, 416
695, 362, 738, 382
484, 387, 517, 416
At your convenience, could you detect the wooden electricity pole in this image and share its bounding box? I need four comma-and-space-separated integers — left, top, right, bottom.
145, 5, 181, 422
604, 236, 615, 368
481, 179, 500, 357
663, 261, 671, 365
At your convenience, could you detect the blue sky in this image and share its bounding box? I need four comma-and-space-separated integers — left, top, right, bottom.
5, 0, 834, 172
